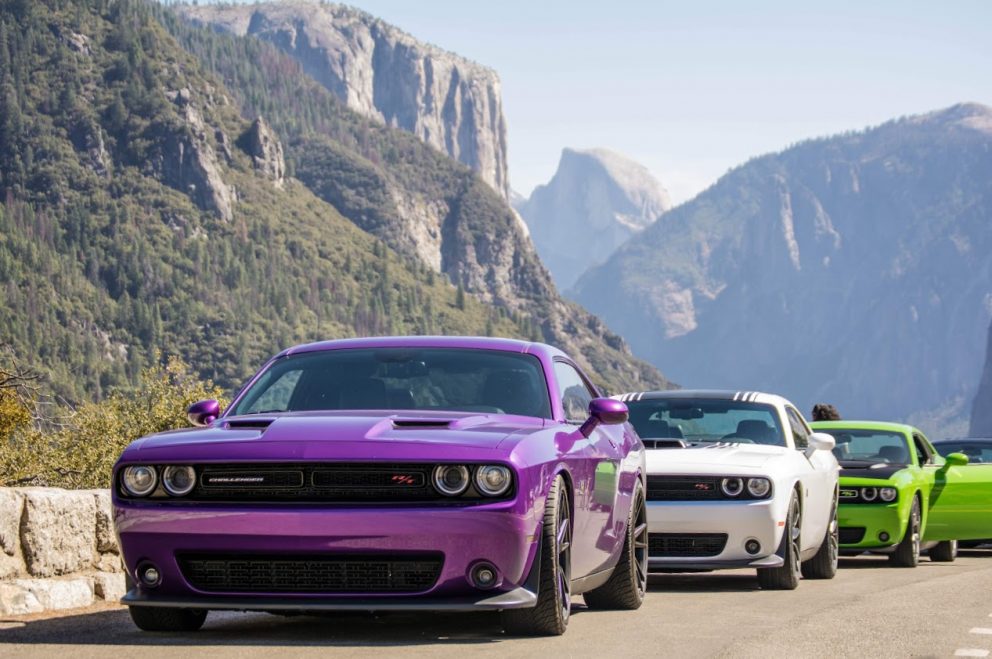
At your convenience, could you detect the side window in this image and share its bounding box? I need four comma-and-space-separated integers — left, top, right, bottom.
553, 361, 595, 423
913, 434, 934, 466
786, 407, 810, 450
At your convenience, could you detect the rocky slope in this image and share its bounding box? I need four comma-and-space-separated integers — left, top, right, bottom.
575, 104, 992, 428
518, 148, 671, 290
179, 1, 510, 200
971, 321, 992, 437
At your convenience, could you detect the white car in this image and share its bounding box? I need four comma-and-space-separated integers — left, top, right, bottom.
617, 390, 840, 590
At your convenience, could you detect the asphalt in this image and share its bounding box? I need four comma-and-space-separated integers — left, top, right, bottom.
3, 549, 992, 658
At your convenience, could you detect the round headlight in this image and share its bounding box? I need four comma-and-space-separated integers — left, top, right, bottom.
474, 465, 512, 497
746, 478, 771, 498
162, 466, 196, 496
879, 487, 898, 502
122, 465, 158, 497
433, 465, 470, 496
861, 487, 878, 502
721, 477, 744, 497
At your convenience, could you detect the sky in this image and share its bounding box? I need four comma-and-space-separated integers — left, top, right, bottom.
214, 0, 992, 204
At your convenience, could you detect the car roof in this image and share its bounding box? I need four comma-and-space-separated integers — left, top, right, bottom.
275, 336, 567, 360
810, 420, 920, 435
616, 389, 792, 407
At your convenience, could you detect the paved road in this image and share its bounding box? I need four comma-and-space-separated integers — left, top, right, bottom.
3, 550, 992, 658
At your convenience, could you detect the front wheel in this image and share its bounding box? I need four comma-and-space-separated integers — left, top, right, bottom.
757, 492, 801, 590
584, 482, 647, 610
929, 539, 958, 562
502, 475, 571, 636
801, 493, 838, 579
128, 606, 207, 632
889, 497, 921, 568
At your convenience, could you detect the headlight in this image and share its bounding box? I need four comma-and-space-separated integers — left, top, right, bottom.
861, 487, 878, 502
122, 465, 157, 497
474, 465, 512, 497
879, 487, 898, 502
746, 478, 771, 498
721, 477, 744, 497
433, 465, 470, 496
162, 466, 196, 496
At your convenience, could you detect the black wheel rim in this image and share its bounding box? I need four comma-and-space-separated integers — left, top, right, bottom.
556, 490, 571, 622
632, 492, 648, 596
790, 496, 802, 576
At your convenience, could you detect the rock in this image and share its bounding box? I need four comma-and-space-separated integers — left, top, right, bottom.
971, 320, 992, 436
241, 117, 285, 187
11, 578, 93, 611
0, 489, 22, 557
69, 118, 110, 178
180, 2, 510, 199
92, 572, 127, 601
518, 148, 671, 290
90, 490, 117, 554
19, 488, 97, 577
96, 553, 123, 573
0, 583, 43, 616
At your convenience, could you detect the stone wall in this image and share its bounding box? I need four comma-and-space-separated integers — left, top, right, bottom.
0, 488, 125, 616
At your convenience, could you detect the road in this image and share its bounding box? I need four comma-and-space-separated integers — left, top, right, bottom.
3, 550, 992, 658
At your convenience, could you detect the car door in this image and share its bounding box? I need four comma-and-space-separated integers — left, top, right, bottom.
926, 435, 992, 540
552, 359, 619, 576
785, 406, 833, 552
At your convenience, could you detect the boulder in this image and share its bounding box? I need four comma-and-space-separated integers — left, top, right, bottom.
0, 489, 23, 556
0, 583, 43, 616
242, 117, 285, 187
92, 572, 127, 601
90, 490, 118, 554
11, 578, 93, 611
19, 488, 97, 577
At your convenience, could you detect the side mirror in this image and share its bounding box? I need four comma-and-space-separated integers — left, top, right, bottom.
808, 432, 836, 452
944, 452, 969, 467
579, 398, 629, 437
187, 399, 220, 427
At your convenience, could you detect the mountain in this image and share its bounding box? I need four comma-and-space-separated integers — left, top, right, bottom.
518, 148, 671, 290
574, 104, 992, 429
971, 321, 992, 437
178, 1, 509, 200
0, 0, 667, 400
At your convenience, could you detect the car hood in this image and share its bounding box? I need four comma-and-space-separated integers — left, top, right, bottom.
121, 411, 548, 463
646, 443, 785, 475
837, 460, 907, 481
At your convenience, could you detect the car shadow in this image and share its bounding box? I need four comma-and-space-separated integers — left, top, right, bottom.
646, 572, 760, 592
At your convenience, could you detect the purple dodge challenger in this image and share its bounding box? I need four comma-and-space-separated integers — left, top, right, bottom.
113, 336, 647, 635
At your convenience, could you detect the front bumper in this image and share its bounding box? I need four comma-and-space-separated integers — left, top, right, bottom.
115, 502, 541, 611
837, 503, 905, 549
646, 500, 785, 571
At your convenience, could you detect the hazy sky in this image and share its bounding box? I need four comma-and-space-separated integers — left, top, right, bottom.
214, 1, 992, 204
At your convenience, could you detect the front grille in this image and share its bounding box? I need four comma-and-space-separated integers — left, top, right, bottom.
839, 527, 866, 544
178, 554, 443, 593
647, 476, 722, 500
649, 533, 728, 557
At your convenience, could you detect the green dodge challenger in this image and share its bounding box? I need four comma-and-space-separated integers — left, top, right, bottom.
810, 421, 992, 567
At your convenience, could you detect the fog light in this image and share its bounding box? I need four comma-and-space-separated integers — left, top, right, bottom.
470, 562, 499, 590
138, 564, 161, 587
745, 539, 762, 555
878, 531, 890, 543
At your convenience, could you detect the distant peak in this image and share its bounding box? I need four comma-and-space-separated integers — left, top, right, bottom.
557, 147, 671, 209
911, 102, 992, 134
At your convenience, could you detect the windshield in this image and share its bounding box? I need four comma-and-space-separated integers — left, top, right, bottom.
626, 398, 786, 447
820, 429, 911, 464
934, 441, 992, 464
229, 348, 552, 418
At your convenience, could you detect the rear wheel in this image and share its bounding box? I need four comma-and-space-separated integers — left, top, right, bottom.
758, 492, 801, 590
584, 482, 647, 610
128, 606, 207, 632
502, 475, 571, 636
930, 539, 958, 562
889, 497, 921, 568
801, 492, 838, 579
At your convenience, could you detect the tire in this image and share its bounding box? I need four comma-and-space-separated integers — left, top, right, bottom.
801, 491, 838, 580
930, 539, 958, 562
584, 482, 647, 610
128, 606, 207, 632
502, 475, 571, 636
889, 496, 921, 568
758, 491, 801, 590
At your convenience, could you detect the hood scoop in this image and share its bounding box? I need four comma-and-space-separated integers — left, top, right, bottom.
224, 418, 276, 430
391, 418, 453, 429
643, 439, 688, 449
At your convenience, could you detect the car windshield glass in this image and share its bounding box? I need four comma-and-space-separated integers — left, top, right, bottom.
229, 348, 552, 418
626, 399, 786, 447
820, 429, 911, 464
934, 442, 992, 464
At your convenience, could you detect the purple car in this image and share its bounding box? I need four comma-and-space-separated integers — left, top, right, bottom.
113, 336, 647, 636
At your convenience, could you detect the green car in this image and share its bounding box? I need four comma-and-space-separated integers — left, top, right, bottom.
810, 421, 992, 567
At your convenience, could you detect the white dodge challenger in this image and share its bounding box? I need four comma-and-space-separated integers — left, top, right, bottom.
617, 390, 840, 590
